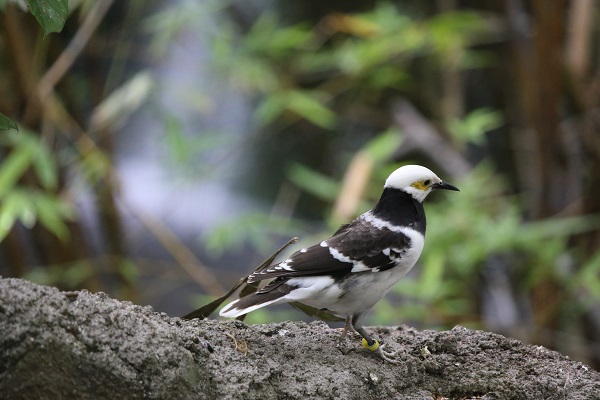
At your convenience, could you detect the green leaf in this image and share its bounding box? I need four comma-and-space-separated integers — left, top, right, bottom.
32, 192, 74, 241
0, 112, 18, 131
254, 95, 286, 126
26, 0, 69, 36
31, 138, 58, 190
428, 11, 487, 55
0, 204, 16, 243
0, 140, 35, 198
255, 90, 336, 129
447, 108, 504, 145
0, 189, 35, 242
287, 163, 340, 201
9, 190, 36, 228
286, 91, 336, 129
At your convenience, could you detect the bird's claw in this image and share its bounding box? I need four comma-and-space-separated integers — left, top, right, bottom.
372, 343, 401, 364
361, 338, 401, 363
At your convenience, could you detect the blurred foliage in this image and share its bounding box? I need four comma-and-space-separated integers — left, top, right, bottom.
0, 0, 69, 127
209, 3, 493, 129
201, 2, 492, 243
203, 212, 306, 257
447, 108, 504, 146
0, 131, 74, 242
25, 259, 95, 287
0, 0, 150, 297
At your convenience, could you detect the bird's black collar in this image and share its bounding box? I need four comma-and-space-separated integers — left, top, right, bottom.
372, 188, 427, 235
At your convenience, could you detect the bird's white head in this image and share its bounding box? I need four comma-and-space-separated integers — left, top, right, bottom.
384, 165, 459, 202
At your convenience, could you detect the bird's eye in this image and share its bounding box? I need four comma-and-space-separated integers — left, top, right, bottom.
423, 179, 431, 186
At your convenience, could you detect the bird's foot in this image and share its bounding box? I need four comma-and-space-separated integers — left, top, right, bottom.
336, 327, 358, 355
361, 338, 401, 364
374, 344, 401, 363
340, 316, 360, 340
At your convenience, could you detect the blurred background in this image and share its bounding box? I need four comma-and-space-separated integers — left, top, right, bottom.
1, 0, 600, 368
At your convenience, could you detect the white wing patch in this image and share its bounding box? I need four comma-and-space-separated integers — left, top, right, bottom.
329, 245, 377, 273
328, 246, 370, 272
361, 211, 413, 233
265, 258, 296, 274
272, 259, 295, 271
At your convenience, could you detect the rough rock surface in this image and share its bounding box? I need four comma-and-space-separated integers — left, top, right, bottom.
1, 278, 598, 400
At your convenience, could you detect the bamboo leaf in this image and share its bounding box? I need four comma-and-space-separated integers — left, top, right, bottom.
31, 139, 58, 190
0, 200, 17, 243
287, 163, 340, 201
32, 192, 74, 241
0, 142, 35, 198
0, 190, 35, 242
285, 90, 336, 129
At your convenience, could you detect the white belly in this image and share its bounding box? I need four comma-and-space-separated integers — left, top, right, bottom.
301, 262, 416, 315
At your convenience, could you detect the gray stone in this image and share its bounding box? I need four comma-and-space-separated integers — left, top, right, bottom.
1, 278, 598, 399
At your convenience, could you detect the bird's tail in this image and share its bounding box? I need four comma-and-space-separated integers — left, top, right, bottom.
220, 286, 290, 318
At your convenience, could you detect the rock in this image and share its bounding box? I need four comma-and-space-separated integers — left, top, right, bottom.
1, 278, 598, 399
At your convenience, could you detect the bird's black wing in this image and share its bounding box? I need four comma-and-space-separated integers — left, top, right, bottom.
248, 218, 412, 283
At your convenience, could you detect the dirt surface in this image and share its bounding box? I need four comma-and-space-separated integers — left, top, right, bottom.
1, 277, 599, 400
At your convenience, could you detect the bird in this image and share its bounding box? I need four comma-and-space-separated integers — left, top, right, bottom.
219, 165, 459, 362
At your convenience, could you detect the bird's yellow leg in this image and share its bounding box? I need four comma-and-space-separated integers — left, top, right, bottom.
354, 322, 401, 364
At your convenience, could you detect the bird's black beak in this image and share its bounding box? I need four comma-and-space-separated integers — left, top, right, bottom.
434, 180, 459, 191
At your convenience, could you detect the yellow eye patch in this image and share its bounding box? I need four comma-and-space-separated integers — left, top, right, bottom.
411, 181, 430, 191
